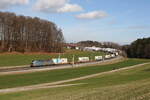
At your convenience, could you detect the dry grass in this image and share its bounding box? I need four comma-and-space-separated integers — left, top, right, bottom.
0, 63, 149, 100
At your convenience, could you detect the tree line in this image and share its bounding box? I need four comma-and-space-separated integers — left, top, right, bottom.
0, 12, 64, 53
122, 37, 150, 59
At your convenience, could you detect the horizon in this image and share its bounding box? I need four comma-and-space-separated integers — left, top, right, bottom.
0, 0, 150, 45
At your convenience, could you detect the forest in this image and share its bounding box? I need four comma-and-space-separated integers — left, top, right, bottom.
122, 37, 150, 59
0, 12, 64, 53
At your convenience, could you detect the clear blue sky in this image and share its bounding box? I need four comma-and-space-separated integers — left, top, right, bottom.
0, 0, 150, 44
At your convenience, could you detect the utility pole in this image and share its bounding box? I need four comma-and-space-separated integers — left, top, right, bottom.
90, 54, 93, 62
58, 53, 61, 59
72, 54, 75, 67
57, 53, 61, 64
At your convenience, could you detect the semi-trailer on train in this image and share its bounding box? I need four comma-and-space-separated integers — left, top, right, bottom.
31, 52, 119, 67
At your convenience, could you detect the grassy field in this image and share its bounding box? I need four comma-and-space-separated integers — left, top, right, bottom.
0, 59, 149, 89
0, 61, 149, 100
0, 50, 105, 67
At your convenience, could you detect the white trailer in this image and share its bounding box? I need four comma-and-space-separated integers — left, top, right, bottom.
78, 57, 90, 62
111, 54, 115, 58
115, 52, 119, 56
105, 55, 111, 59
95, 56, 103, 61
52, 58, 62, 64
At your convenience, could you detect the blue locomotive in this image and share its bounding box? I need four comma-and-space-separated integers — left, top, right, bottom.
31, 60, 54, 67
31, 58, 68, 67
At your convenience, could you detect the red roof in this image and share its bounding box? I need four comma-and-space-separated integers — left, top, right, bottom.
66, 43, 78, 47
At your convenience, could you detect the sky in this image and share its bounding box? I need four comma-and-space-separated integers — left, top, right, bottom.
0, 0, 150, 45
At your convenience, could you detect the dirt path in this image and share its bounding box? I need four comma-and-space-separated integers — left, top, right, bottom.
0, 56, 124, 75
0, 83, 86, 94
0, 62, 149, 94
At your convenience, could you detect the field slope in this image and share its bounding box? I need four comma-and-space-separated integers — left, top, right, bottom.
0, 59, 149, 89
0, 60, 149, 100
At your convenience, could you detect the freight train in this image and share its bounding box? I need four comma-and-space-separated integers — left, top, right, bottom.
31, 53, 118, 67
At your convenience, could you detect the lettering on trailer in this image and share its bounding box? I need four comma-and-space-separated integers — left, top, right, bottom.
52, 58, 62, 64
61, 58, 68, 64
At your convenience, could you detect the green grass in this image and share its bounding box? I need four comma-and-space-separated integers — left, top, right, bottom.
0, 61, 150, 100
0, 59, 149, 89
0, 50, 105, 67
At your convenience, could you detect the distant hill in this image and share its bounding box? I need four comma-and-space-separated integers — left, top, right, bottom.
78, 40, 101, 47
77, 40, 121, 49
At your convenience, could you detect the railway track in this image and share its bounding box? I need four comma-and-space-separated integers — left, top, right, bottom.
0, 56, 123, 74
0, 64, 71, 72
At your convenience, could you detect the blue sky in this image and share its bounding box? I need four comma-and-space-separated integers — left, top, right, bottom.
0, 0, 150, 44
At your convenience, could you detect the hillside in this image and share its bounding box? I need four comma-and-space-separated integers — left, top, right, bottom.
0, 59, 149, 100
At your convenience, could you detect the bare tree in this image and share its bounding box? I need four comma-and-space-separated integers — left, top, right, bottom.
0, 12, 64, 53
